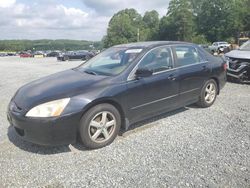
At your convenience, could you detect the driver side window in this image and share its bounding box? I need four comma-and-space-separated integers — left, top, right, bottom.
138, 46, 173, 73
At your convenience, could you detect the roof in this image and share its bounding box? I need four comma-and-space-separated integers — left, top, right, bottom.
113, 41, 193, 48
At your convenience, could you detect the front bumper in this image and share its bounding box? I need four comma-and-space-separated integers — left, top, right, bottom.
7, 106, 81, 146
226, 58, 250, 82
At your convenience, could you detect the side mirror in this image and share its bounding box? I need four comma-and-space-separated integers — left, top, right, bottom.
135, 68, 153, 78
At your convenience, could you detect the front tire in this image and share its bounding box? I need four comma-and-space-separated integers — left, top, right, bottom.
197, 79, 218, 108
79, 104, 121, 149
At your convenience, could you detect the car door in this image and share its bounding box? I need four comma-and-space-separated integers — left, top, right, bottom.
125, 46, 180, 123
172, 45, 211, 105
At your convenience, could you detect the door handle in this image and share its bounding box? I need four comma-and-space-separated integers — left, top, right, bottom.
202, 65, 209, 71
168, 74, 176, 81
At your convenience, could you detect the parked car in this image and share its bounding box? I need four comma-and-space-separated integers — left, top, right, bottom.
47, 51, 61, 57
0, 52, 7, 57
57, 51, 72, 61
20, 52, 32, 58
225, 40, 250, 83
209, 42, 231, 53
7, 52, 16, 56
33, 51, 45, 58
7, 41, 227, 149
57, 50, 94, 61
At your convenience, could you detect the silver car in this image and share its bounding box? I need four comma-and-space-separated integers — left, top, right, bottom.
225, 40, 250, 83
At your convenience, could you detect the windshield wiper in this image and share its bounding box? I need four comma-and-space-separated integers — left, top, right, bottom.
84, 70, 98, 75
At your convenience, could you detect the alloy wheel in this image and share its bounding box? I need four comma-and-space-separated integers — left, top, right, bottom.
88, 111, 116, 143
205, 83, 216, 104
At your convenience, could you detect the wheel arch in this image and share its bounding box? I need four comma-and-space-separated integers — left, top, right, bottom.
210, 77, 220, 95
81, 98, 126, 131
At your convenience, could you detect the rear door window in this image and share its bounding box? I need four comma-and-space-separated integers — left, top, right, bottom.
173, 46, 202, 67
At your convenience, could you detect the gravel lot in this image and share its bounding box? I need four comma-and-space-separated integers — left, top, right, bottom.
0, 57, 249, 187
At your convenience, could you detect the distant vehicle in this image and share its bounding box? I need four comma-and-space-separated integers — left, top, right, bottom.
0, 52, 7, 57
47, 51, 61, 57
7, 52, 16, 56
20, 52, 32, 58
237, 31, 250, 46
8, 41, 227, 149
33, 51, 45, 58
57, 51, 73, 61
209, 42, 231, 53
225, 40, 250, 83
57, 51, 94, 61
199, 44, 209, 49
238, 38, 249, 46
198, 44, 210, 53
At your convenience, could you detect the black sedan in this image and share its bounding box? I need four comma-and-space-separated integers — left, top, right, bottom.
7, 41, 227, 149
57, 51, 94, 61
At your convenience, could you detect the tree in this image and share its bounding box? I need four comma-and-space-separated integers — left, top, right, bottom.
159, 0, 194, 41
238, 0, 250, 31
142, 10, 160, 40
103, 9, 143, 48
195, 0, 243, 42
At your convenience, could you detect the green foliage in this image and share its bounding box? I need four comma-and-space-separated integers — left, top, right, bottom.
104, 9, 161, 47
103, 9, 143, 48
159, 0, 194, 42
240, 0, 250, 31
0, 40, 102, 52
196, 0, 234, 41
142, 10, 160, 40
191, 34, 209, 44
104, 0, 249, 46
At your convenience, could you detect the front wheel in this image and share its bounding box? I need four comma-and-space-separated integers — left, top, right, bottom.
79, 104, 121, 149
197, 79, 218, 108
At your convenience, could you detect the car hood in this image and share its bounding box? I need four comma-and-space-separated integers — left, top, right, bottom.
226, 50, 250, 59
13, 69, 107, 110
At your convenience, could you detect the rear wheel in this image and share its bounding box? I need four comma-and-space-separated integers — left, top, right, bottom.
79, 104, 121, 149
197, 79, 218, 108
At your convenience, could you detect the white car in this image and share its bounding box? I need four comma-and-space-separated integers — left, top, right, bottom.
209, 42, 230, 53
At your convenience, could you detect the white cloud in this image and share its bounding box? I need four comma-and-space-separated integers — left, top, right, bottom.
0, 0, 170, 40
0, 1, 108, 40
0, 0, 15, 8
81, 0, 169, 16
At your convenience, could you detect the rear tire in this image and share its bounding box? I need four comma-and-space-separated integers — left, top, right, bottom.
197, 79, 218, 108
79, 103, 121, 149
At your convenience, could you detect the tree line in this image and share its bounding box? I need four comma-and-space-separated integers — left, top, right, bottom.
0, 40, 102, 52
103, 0, 250, 48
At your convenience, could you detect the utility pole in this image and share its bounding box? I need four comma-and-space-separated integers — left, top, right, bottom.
137, 28, 140, 42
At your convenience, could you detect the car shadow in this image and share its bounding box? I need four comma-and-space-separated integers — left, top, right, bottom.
120, 107, 189, 136
7, 126, 73, 155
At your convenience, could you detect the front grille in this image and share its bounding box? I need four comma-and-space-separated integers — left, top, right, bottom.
228, 58, 250, 70
229, 62, 240, 70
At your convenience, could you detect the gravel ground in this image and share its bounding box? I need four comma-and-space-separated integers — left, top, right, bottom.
0, 57, 249, 187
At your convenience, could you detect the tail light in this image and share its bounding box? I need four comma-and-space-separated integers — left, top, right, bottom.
223, 63, 227, 71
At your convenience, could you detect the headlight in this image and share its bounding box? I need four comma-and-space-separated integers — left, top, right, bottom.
224, 56, 230, 61
26, 98, 70, 117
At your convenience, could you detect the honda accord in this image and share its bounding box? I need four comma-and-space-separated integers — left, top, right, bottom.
7, 41, 227, 149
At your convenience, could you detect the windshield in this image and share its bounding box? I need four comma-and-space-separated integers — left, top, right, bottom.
239, 40, 250, 51
76, 47, 143, 76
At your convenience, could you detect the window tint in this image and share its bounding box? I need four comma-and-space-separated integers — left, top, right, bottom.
174, 46, 201, 67
138, 47, 173, 73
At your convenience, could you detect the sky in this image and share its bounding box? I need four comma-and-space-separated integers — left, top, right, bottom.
0, 0, 170, 41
